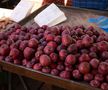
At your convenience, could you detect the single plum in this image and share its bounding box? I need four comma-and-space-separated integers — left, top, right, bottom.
50, 26, 60, 35
25, 33, 31, 40
97, 35, 105, 42
0, 40, 6, 45
86, 30, 93, 36
51, 69, 59, 76
19, 31, 26, 36
9, 34, 18, 41
50, 53, 58, 62
0, 44, 10, 56
42, 67, 51, 73
44, 46, 54, 55
98, 62, 108, 75
59, 71, 71, 79
39, 38, 45, 44
57, 64, 65, 71
62, 34, 72, 46
79, 53, 90, 62
90, 80, 100, 88
91, 70, 98, 76
65, 54, 76, 65
97, 41, 108, 51
35, 50, 43, 60
5, 56, 13, 62
15, 40, 21, 47
19, 40, 28, 51
90, 58, 99, 69
47, 41, 57, 49
28, 38, 38, 48
9, 48, 20, 59
18, 35, 25, 40
78, 62, 90, 74
0, 56, 4, 61
101, 51, 108, 60
76, 40, 83, 48
33, 63, 42, 71
65, 65, 73, 72
80, 49, 89, 54
14, 59, 21, 65
67, 44, 78, 54
45, 34, 55, 41
64, 62, 70, 66
54, 36, 61, 44
41, 41, 47, 46
21, 26, 27, 32
0, 33, 7, 40
105, 59, 108, 63
62, 29, 71, 35
14, 24, 21, 29
106, 75, 108, 82
101, 83, 108, 90
26, 62, 34, 68
59, 49, 68, 60
50, 63, 57, 69
37, 46, 44, 51
44, 30, 51, 38
82, 35, 94, 47
72, 69, 82, 80
15, 29, 21, 34
23, 47, 35, 60
92, 35, 97, 42
94, 74, 104, 82
38, 29, 44, 34
89, 52, 97, 59
22, 59, 29, 66
84, 73, 93, 82
6, 39, 14, 46
75, 28, 84, 36
10, 43, 18, 49
39, 55, 51, 66
30, 35, 38, 40
41, 25, 48, 30
90, 46, 98, 52
57, 44, 66, 51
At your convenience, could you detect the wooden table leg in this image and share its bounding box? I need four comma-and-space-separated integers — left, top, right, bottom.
0, 66, 3, 72
18, 75, 29, 90
8, 73, 12, 90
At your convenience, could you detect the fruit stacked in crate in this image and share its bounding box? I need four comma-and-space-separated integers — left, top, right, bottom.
0, 24, 108, 90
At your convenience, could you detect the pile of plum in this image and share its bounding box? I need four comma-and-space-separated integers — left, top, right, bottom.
0, 24, 108, 90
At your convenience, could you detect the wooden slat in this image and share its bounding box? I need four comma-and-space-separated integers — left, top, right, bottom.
0, 61, 99, 90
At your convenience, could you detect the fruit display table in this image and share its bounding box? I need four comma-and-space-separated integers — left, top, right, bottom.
0, 5, 108, 90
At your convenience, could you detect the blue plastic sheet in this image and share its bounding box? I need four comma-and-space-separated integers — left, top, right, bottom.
88, 16, 108, 32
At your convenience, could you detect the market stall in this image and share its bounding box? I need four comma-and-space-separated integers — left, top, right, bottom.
0, 0, 108, 90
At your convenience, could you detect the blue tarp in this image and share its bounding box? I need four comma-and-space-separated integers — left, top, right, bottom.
73, 0, 108, 10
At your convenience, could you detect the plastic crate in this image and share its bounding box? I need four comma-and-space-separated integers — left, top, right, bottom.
73, 0, 108, 10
